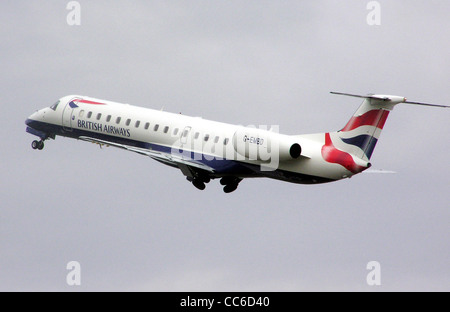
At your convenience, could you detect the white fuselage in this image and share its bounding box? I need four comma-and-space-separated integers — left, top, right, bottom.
26, 95, 356, 187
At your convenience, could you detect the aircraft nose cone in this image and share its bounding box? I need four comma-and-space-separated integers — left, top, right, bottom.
26, 110, 42, 125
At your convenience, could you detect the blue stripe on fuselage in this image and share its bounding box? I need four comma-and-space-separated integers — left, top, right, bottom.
25, 119, 333, 184
25, 119, 252, 175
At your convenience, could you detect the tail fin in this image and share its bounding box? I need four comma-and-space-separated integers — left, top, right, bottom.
330, 92, 449, 162
336, 98, 391, 161
322, 92, 448, 174
321, 93, 404, 174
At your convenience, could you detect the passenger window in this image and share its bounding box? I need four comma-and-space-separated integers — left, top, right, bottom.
163, 126, 169, 133
223, 138, 229, 145
79, 110, 85, 117
106, 115, 111, 122
214, 136, 219, 143
96, 113, 102, 120
194, 132, 199, 139
126, 119, 131, 126
204, 134, 210, 142
144, 122, 150, 130
116, 117, 121, 124
135, 120, 140, 128
154, 124, 159, 131
87, 111, 92, 118
173, 128, 179, 136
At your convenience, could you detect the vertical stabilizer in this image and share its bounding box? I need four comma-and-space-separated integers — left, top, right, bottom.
321, 93, 407, 174
336, 98, 391, 161
321, 92, 448, 174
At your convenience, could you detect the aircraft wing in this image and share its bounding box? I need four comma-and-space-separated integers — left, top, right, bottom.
78, 136, 216, 176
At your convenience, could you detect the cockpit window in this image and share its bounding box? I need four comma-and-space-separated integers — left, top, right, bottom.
50, 100, 60, 111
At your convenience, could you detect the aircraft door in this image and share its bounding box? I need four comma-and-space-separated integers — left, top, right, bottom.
180, 126, 191, 147
62, 99, 79, 131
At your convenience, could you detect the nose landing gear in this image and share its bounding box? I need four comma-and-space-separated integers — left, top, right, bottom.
31, 140, 45, 150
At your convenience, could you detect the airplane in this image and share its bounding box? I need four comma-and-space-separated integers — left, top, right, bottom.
25, 92, 448, 193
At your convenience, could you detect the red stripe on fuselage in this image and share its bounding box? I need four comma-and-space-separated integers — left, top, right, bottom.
321, 133, 366, 174
341, 109, 389, 132
75, 99, 106, 105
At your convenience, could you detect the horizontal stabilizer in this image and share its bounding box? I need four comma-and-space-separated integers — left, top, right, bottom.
401, 100, 449, 108
363, 169, 397, 174
331, 91, 449, 108
330, 91, 393, 101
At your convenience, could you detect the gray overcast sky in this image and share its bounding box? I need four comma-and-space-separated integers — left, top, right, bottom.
1, 1, 449, 291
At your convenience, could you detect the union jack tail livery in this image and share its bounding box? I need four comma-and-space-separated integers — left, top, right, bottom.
322, 95, 395, 174
321, 92, 448, 175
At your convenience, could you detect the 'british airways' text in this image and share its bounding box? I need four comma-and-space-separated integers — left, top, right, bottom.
77, 120, 131, 137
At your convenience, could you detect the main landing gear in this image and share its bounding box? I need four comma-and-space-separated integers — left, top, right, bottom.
31, 140, 45, 150
188, 176, 242, 193
220, 177, 242, 193
187, 175, 210, 191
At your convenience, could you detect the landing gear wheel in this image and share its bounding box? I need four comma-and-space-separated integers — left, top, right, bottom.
220, 177, 236, 186
32, 140, 44, 150
221, 177, 242, 193
192, 179, 206, 190
31, 140, 39, 150
223, 183, 238, 193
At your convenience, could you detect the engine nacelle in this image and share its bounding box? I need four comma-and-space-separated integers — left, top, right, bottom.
232, 127, 301, 162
